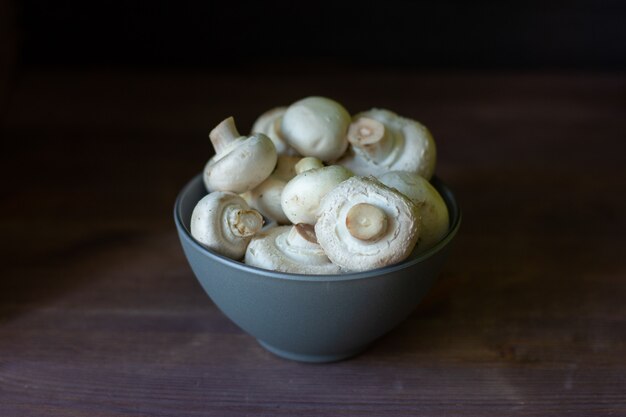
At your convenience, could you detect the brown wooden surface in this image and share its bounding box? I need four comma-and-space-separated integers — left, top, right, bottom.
1, 70, 625, 416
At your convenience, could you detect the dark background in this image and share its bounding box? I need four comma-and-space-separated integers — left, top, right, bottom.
11, 0, 626, 71
2, 0, 626, 119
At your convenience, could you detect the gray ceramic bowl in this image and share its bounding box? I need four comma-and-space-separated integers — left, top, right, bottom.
174, 174, 461, 363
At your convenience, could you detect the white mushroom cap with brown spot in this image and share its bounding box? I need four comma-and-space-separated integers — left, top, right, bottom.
315, 176, 420, 272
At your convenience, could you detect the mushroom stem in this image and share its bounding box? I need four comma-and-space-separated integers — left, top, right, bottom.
210, 117, 241, 154
227, 207, 264, 238
345, 203, 388, 241
347, 117, 394, 161
348, 117, 385, 145
295, 157, 324, 174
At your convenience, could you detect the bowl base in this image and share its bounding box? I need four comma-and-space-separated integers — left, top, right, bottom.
257, 339, 368, 363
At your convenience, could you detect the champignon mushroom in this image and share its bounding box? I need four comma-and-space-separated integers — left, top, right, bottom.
203, 117, 278, 193
281, 158, 353, 225
245, 224, 342, 275
191, 191, 264, 260
241, 175, 290, 225
315, 176, 420, 272
294, 156, 324, 173
239, 155, 302, 225
377, 171, 449, 253
272, 155, 301, 182
337, 109, 436, 179
280, 96, 351, 162
251, 107, 299, 156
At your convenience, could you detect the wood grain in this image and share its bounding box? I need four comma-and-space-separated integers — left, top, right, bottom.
1, 70, 625, 416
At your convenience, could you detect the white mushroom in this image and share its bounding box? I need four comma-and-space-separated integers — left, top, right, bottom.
281, 158, 353, 225
241, 175, 290, 225
294, 156, 324, 173
272, 155, 301, 182
337, 109, 436, 179
245, 224, 342, 275
239, 155, 302, 225
315, 176, 420, 272
191, 192, 264, 260
281, 96, 351, 162
251, 107, 299, 156
377, 171, 449, 253
203, 117, 277, 193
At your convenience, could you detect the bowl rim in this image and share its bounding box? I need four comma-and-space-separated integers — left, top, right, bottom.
174, 174, 461, 282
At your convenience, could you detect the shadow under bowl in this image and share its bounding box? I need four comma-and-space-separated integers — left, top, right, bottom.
174, 174, 461, 363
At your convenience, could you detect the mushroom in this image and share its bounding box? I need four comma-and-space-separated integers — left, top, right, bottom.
272, 155, 301, 182
280, 96, 351, 162
251, 107, 299, 156
191, 191, 264, 260
239, 155, 302, 225
245, 224, 342, 275
315, 176, 420, 272
203, 117, 277, 193
281, 158, 353, 225
337, 109, 436, 179
294, 156, 324, 173
241, 175, 290, 225
377, 171, 449, 253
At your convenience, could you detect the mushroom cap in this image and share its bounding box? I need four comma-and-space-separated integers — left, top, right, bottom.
281, 165, 353, 225
251, 107, 299, 156
239, 154, 305, 225
338, 108, 436, 179
272, 155, 301, 182
240, 175, 290, 225
245, 225, 342, 275
191, 192, 264, 260
203, 133, 278, 193
315, 176, 420, 272
280, 96, 351, 162
377, 171, 449, 253
295, 156, 324, 173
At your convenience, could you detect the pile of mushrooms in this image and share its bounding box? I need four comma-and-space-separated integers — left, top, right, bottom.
191, 96, 449, 274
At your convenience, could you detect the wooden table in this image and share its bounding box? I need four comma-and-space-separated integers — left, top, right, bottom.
1, 69, 624, 416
